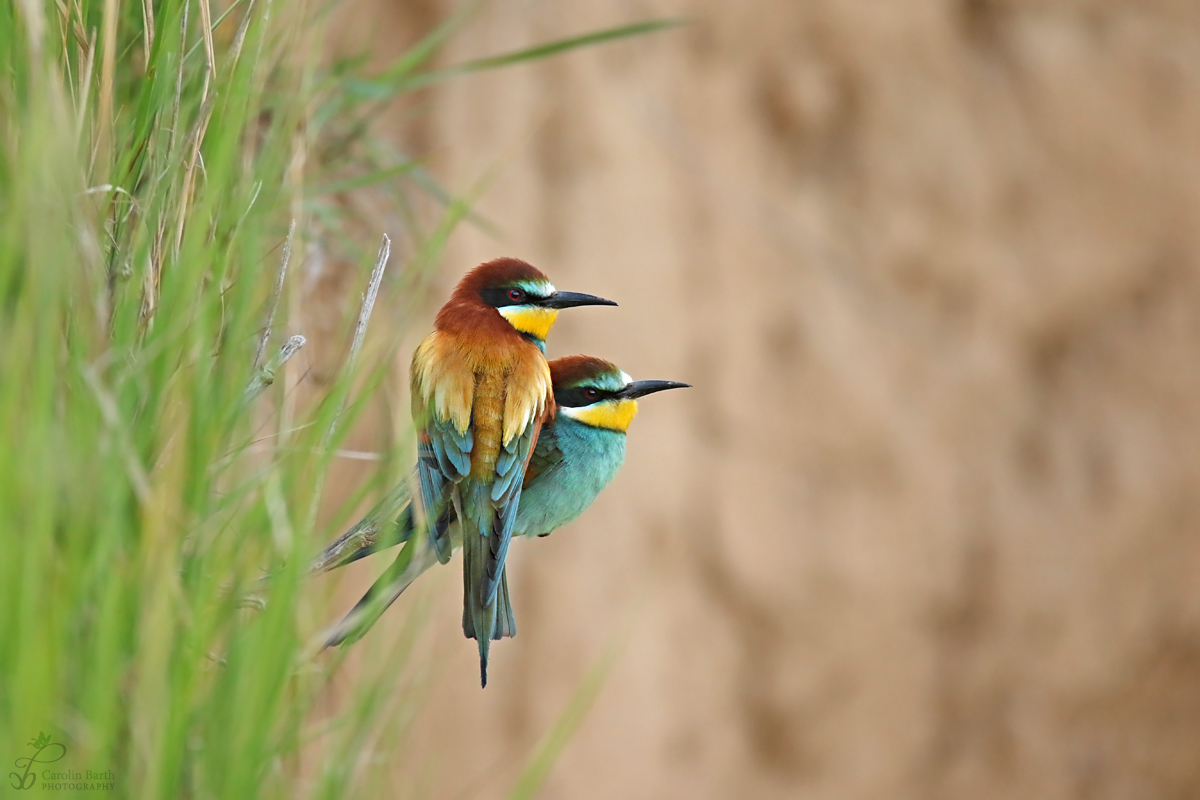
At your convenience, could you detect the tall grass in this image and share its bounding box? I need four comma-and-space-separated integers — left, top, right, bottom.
1, 0, 361, 795
0, 1, 676, 796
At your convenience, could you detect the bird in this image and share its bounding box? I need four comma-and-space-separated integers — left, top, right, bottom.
387, 257, 616, 687
319, 355, 690, 674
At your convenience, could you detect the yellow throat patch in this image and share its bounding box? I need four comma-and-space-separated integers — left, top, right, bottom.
499, 305, 559, 341
563, 399, 639, 433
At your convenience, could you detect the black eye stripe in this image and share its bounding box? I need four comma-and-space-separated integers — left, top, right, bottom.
480, 286, 542, 308
555, 385, 618, 408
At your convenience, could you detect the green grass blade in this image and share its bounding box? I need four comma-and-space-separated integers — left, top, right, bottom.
373, 0, 484, 84
506, 626, 630, 800
348, 17, 688, 98
315, 160, 419, 195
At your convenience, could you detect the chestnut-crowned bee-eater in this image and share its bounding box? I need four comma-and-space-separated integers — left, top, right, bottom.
404, 258, 615, 686
320, 356, 690, 673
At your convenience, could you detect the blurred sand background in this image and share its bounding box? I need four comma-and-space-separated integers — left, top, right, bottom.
314, 2, 1200, 797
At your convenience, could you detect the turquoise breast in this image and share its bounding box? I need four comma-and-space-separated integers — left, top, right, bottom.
513, 417, 626, 538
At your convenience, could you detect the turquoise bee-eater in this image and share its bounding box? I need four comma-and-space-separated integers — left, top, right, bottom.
401, 258, 615, 686
321, 355, 689, 677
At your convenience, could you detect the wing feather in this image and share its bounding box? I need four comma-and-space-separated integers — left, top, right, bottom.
412, 333, 475, 564
416, 430, 459, 564
502, 357, 550, 445
522, 416, 562, 487
481, 414, 542, 605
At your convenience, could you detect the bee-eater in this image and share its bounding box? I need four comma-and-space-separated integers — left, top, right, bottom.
321, 356, 690, 677
403, 258, 615, 686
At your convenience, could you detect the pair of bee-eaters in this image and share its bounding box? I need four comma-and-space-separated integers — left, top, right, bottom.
319, 257, 688, 686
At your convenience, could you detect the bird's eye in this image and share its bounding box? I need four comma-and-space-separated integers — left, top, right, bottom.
508, 288, 525, 302
583, 388, 598, 400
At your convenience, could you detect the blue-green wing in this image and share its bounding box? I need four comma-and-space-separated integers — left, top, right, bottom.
522, 420, 563, 487
480, 418, 538, 606
417, 415, 472, 564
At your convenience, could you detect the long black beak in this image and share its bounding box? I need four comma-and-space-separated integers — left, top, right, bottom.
538, 291, 618, 309
619, 379, 691, 400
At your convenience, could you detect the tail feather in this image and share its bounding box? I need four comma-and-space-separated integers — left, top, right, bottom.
493, 568, 516, 640
461, 521, 495, 687
466, 566, 516, 640
461, 482, 498, 687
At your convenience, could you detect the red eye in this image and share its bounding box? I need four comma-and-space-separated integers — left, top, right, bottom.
584, 388, 598, 400
508, 288, 524, 301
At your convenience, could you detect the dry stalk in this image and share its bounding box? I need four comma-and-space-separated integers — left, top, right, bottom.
322, 233, 390, 448
244, 334, 307, 403
253, 219, 295, 371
